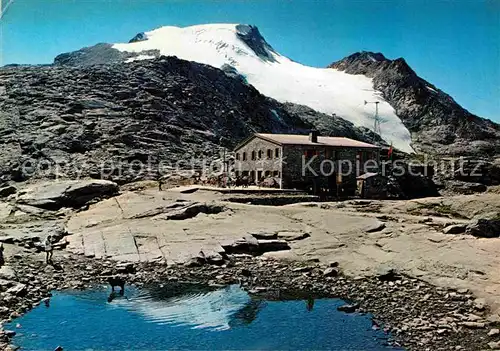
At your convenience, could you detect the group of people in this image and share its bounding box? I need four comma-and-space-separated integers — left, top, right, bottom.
199, 174, 280, 189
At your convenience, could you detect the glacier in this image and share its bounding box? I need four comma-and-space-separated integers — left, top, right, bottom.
112, 23, 414, 153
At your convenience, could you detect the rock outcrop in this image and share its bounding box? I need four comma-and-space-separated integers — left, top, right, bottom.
15, 180, 118, 210
466, 213, 500, 238
329, 52, 500, 157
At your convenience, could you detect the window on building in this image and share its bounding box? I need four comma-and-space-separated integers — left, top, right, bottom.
357, 151, 364, 174
275, 148, 280, 158
273, 171, 280, 177
251, 151, 256, 160
304, 149, 316, 158
242, 152, 247, 161
325, 149, 337, 159
258, 150, 263, 159
267, 149, 273, 159
357, 151, 363, 162
236, 153, 240, 160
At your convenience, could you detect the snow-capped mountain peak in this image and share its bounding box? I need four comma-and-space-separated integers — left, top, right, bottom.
57, 23, 414, 152
111, 23, 413, 152
115, 24, 277, 66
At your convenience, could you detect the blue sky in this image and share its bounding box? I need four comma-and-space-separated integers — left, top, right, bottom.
1, 0, 499, 122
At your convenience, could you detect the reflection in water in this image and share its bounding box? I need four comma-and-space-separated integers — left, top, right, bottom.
230, 300, 266, 327
112, 284, 253, 331
109, 284, 319, 329
107, 290, 125, 303
306, 297, 315, 311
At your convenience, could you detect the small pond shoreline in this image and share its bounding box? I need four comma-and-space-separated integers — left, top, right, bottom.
1, 253, 498, 351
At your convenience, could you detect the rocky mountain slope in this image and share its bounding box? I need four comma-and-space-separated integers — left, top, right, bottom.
329, 52, 500, 156
52, 24, 500, 157
54, 24, 415, 153
0, 56, 378, 183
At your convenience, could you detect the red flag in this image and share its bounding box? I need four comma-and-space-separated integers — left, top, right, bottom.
388, 143, 393, 160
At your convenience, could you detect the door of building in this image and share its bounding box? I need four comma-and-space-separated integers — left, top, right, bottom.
257, 170, 263, 182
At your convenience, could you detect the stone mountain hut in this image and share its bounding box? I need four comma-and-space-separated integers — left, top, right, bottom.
233, 132, 380, 196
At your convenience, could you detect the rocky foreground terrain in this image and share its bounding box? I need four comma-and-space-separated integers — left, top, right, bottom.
0, 180, 499, 350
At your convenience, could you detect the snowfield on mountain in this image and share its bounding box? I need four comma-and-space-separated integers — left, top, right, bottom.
112, 24, 414, 153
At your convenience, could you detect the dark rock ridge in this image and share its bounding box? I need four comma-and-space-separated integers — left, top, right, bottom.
0, 56, 376, 183
54, 43, 160, 67
129, 32, 148, 43
235, 24, 277, 63
329, 52, 500, 157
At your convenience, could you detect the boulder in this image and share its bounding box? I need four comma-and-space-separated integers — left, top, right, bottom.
116, 262, 135, 274
466, 213, 500, 238
0, 278, 14, 291
488, 329, 500, 337
376, 266, 401, 281
337, 303, 359, 313
488, 341, 500, 350
0, 237, 15, 244
6, 283, 27, 297
256, 239, 290, 253
0, 266, 16, 280
388, 170, 439, 199
364, 221, 386, 233
442, 224, 467, 235
473, 298, 487, 311
221, 237, 290, 255
292, 266, 313, 273
443, 180, 487, 195
248, 231, 277, 240
164, 203, 225, 220
240, 268, 252, 277
461, 321, 486, 329
0, 186, 16, 198
3, 330, 16, 338
221, 237, 259, 255
199, 250, 225, 265
16, 180, 119, 210
277, 231, 310, 241
323, 267, 339, 277
184, 256, 205, 267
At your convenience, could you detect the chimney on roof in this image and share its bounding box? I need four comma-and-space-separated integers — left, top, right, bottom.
309, 130, 319, 143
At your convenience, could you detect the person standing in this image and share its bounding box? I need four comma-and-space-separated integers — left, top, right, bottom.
0, 243, 4, 267
44, 235, 54, 264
